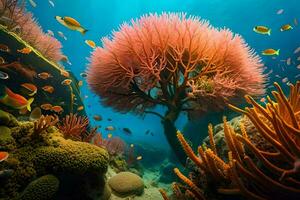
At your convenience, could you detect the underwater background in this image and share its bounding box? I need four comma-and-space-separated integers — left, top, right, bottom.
1, 0, 300, 199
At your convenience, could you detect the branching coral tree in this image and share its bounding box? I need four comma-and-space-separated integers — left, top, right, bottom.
87, 13, 266, 162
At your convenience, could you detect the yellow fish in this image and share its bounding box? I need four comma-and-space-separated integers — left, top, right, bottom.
77, 106, 84, 111
17, 47, 32, 54
136, 156, 142, 161
253, 26, 271, 35
85, 40, 96, 48
55, 16, 88, 34
280, 24, 293, 32
78, 80, 83, 87
262, 49, 280, 56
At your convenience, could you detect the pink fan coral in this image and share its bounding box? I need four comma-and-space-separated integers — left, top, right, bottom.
93, 134, 126, 156
87, 13, 266, 162
0, 0, 63, 62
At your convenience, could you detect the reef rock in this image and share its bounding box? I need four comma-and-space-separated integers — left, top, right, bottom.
108, 171, 144, 197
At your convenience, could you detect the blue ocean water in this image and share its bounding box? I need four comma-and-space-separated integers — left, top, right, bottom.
27, 0, 300, 151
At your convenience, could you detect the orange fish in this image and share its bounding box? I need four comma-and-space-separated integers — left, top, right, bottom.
21, 83, 37, 96
42, 85, 54, 93
0, 151, 9, 162
60, 70, 70, 78
260, 97, 266, 103
77, 106, 84, 111
40, 103, 53, 110
17, 47, 32, 54
38, 72, 52, 80
93, 115, 102, 121
85, 40, 96, 48
0, 85, 34, 112
61, 79, 72, 85
78, 80, 83, 87
51, 105, 63, 113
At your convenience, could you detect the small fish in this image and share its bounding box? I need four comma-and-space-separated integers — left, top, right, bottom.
136, 156, 142, 161
276, 9, 284, 15
55, 16, 88, 34
48, 0, 55, 7
47, 29, 54, 37
58, 31, 67, 40
130, 144, 134, 148
262, 49, 280, 56
294, 47, 300, 54
60, 70, 70, 78
17, 47, 32, 54
0, 151, 9, 162
107, 118, 112, 121
0, 85, 34, 112
0, 56, 5, 64
260, 97, 266, 103
84, 95, 88, 99
286, 58, 291, 65
282, 77, 288, 83
21, 83, 37, 96
51, 105, 63, 113
61, 79, 72, 86
253, 26, 271, 35
78, 80, 83, 87
80, 72, 87, 78
105, 126, 115, 131
108, 133, 112, 138
85, 40, 96, 48
42, 85, 54, 93
297, 64, 300, 69
40, 103, 52, 110
123, 127, 132, 135
275, 74, 281, 78
280, 24, 293, 32
93, 115, 102, 121
294, 18, 298, 26
295, 74, 300, 78
28, 0, 37, 7
0, 44, 10, 52
0, 71, 9, 80
29, 107, 42, 121
77, 106, 84, 111
145, 130, 150, 135
60, 55, 71, 65
150, 132, 154, 136
38, 72, 52, 80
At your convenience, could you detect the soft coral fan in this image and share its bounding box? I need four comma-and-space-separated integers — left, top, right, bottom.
0, 0, 63, 62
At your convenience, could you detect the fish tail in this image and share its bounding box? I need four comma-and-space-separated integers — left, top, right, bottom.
276, 49, 280, 55
268, 29, 271, 35
27, 98, 34, 112
80, 28, 88, 35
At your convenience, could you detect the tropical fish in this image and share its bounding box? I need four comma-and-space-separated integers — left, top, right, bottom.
58, 31, 67, 40
280, 24, 293, 31
29, 107, 42, 121
60, 55, 71, 65
47, 29, 54, 36
105, 126, 115, 131
297, 56, 300, 61
286, 58, 292, 65
276, 9, 284, 15
0, 85, 34, 112
48, 0, 55, 7
295, 74, 300, 78
42, 85, 54, 93
80, 72, 87, 78
136, 156, 142, 161
107, 133, 112, 138
78, 80, 83, 87
0, 56, 5, 64
123, 128, 132, 135
107, 118, 112, 121
130, 144, 134, 148
294, 18, 298, 26
282, 77, 288, 83
85, 40, 96, 48
93, 115, 102, 121
55, 16, 88, 34
21, 83, 37, 96
51, 105, 63, 113
17, 47, 32, 54
262, 49, 280, 56
61, 79, 72, 86
260, 97, 266, 103
0, 71, 9, 80
0, 151, 9, 162
77, 106, 84, 111
28, 0, 37, 7
38, 72, 52, 80
294, 47, 300, 54
60, 70, 70, 78
253, 26, 271, 35
297, 64, 300, 69
145, 130, 150, 135
40, 103, 52, 110
0, 44, 10, 52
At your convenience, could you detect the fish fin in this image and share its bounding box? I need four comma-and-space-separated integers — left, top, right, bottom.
27, 98, 34, 112
268, 29, 271, 35
276, 49, 280, 55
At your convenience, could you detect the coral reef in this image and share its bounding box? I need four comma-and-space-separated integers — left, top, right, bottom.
162, 81, 300, 200
93, 133, 126, 156
0, 110, 109, 199
87, 12, 266, 162
0, 0, 63, 62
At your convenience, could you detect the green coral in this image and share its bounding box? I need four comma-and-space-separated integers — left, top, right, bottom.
19, 175, 59, 200
0, 126, 15, 151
